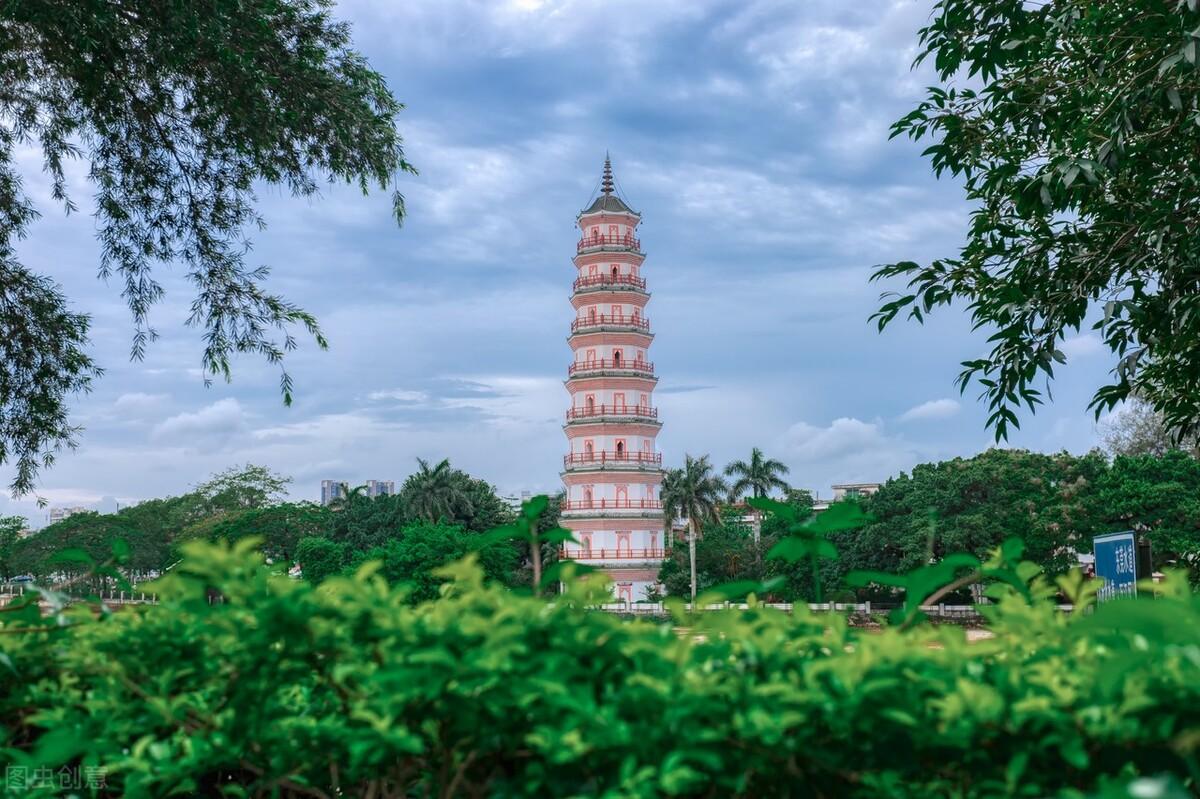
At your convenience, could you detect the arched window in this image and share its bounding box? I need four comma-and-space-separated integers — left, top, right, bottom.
612, 349, 622, 367
616, 485, 628, 505
616, 531, 631, 555
588, 306, 597, 322
583, 487, 593, 506
615, 440, 625, 458
581, 533, 592, 554
611, 265, 619, 280
584, 440, 594, 458
585, 394, 595, 413
591, 226, 599, 239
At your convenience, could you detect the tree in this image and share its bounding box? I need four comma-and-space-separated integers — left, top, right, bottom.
661, 455, 728, 604
0, 515, 25, 579
330, 483, 369, 513
724, 447, 790, 501
327, 492, 406, 552
0, 0, 415, 496
657, 511, 763, 599
295, 536, 348, 584
834, 449, 1107, 589
194, 465, 293, 515
874, 1, 1200, 445
1093, 452, 1200, 580
9, 511, 138, 585
401, 459, 470, 524
1102, 398, 1200, 459
199, 502, 331, 563
349, 522, 520, 603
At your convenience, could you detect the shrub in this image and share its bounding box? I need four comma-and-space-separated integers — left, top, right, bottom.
0, 538, 1197, 797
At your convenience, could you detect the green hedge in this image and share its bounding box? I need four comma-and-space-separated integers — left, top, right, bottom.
1, 539, 1197, 797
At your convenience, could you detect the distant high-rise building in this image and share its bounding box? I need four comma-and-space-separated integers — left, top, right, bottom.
48, 506, 89, 525
321, 479, 395, 505
320, 480, 346, 506
501, 490, 533, 513
365, 480, 395, 499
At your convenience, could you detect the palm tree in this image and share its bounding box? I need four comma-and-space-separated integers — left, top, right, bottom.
725, 448, 790, 554
330, 482, 368, 513
403, 458, 470, 523
661, 454, 728, 604
724, 447, 790, 501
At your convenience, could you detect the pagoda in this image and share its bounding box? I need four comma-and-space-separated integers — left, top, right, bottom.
559, 156, 664, 603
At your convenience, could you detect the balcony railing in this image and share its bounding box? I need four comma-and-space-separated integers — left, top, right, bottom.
568, 358, 654, 376
571, 313, 650, 333
561, 548, 668, 561
573, 273, 647, 292
561, 499, 663, 511
566, 404, 658, 421
564, 451, 662, 468
577, 234, 641, 252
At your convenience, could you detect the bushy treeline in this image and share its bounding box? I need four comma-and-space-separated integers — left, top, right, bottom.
0, 461, 546, 599
0, 535, 1195, 797
662, 449, 1200, 600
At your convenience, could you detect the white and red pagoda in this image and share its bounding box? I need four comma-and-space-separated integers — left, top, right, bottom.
560, 156, 664, 603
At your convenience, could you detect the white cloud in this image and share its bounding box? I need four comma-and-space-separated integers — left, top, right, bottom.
152, 398, 249, 441
367, 389, 430, 403
1059, 333, 1105, 360
785, 417, 888, 461
112, 392, 170, 415
780, 416, 926, 490
898, 398, 960, 422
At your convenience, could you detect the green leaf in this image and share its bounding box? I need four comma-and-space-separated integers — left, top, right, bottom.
521, 494, 550, 521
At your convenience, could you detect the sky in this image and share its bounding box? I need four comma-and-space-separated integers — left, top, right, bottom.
2, 0, 1118, 523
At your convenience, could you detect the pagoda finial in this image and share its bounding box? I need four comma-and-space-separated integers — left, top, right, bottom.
601, 153, 614, 195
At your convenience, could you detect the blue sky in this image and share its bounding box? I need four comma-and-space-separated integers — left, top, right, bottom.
2, 0, 1117, 522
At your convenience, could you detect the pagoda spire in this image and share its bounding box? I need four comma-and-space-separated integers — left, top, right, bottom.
601, 153, 614, 195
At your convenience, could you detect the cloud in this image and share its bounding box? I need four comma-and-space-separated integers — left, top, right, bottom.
1060, 333, 1105, 360
778, 416, 929, 491
656, 383, 715, 394
366, 389, 430, 403
152, 398, 249, 442
785, 417, 889, 461
112, 392, 171, 415
898, 398, 960, 422
0, 0, 1112, 508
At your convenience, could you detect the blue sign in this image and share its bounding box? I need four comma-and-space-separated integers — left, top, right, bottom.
1094, 531, 1138, 602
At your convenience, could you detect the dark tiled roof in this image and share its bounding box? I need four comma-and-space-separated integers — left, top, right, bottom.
582, 193, 635, 214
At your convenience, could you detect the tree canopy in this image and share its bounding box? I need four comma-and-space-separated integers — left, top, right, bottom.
0, 0, 414, 495
875, 1, 1200, 445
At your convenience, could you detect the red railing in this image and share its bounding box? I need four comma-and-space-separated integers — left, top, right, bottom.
571, 313, 650, 333
561, 499, 664, 511
577, 234, 641, 252
568, 358, 654, 376
573, 273, 647, 292
564, 451, 662, 468
561, 548, 668, 560
566, 404, 658, 421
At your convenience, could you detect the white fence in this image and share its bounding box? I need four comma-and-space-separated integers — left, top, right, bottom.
596, 601, 1076, 616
